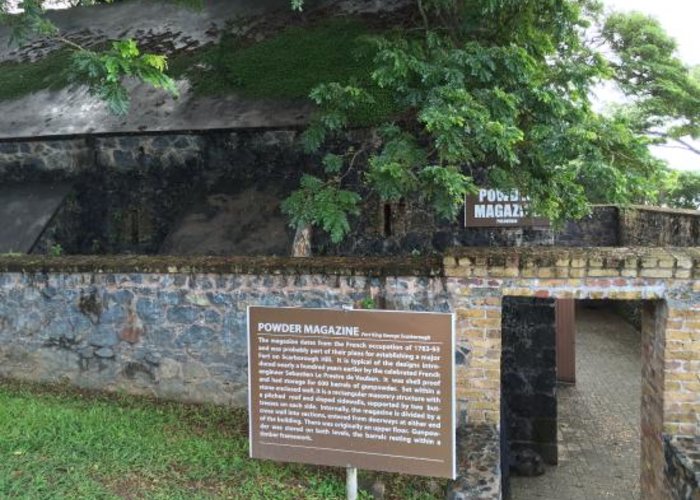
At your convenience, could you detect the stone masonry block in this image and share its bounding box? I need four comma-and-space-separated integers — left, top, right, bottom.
658, 258, 675, 269
640, 269, 674, 279
588, 257, 605, 268
570, 269, 586, 278
588, 268, 620, 278
641, 257, 658, 269
537, 268, 556, 279
443, 256, 458, 268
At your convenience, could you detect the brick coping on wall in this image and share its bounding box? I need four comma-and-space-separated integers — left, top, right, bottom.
620, 204, 700, 217
445, 247, 700, 280
1, 247, 699, 279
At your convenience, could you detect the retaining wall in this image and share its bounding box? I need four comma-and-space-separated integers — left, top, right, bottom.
3, 132, 700, 257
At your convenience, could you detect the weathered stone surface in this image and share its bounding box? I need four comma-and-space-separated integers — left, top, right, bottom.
1, 127, 698, 257
0, 0, 415, 140
502, 297, 558, 466
94, 347, 115, 359
0, 184, 73, 254
88, 327, 118, 348
664, 436, 700, 500
448, 424, 501, 500
167, 306, 199, 324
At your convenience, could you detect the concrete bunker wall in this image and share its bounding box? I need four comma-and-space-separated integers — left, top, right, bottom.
0, 248, 698, 498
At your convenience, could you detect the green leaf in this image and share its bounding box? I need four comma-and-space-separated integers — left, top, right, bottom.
281, 176, 361, 243
322, 154, 344, 174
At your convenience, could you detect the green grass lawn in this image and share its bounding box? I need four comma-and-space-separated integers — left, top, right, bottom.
0, 380, 443, 499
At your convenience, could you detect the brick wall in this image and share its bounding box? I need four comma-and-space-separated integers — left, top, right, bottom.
641, 301, 667, 497
443, 247, 700, 499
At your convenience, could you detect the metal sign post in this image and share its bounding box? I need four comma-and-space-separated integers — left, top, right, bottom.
346, 465, 357, 500
343, 306, 358, 500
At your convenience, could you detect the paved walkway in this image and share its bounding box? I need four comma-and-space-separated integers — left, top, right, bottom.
510, 304, 641, 500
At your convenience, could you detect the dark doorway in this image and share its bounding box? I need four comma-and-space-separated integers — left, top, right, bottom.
505, 298, 654, 500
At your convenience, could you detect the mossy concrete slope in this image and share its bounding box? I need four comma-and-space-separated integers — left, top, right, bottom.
0, 0, 408, 139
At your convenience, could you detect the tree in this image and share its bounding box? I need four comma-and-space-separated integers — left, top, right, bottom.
2, 0, 695, 248
665, 170, 700, 210
602, 12, 700, 156
283, 0, 668, 244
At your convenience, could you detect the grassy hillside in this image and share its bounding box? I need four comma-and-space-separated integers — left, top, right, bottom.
170, 18, 395, 125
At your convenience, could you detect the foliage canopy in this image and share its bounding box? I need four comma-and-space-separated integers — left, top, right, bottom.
665, 170, 700, 210
283, 0, 699, 241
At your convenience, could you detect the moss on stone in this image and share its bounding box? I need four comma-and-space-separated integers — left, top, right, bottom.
0, 255, 443, 277
0, 49, 73, 102
168, 18, 398, 126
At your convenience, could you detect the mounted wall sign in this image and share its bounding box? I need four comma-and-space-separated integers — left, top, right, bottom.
248, 306, 456, 479
464, 189, 550, 228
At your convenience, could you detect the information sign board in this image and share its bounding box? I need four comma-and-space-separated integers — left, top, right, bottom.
248, 307, 456, 479
464, 189, 550, 228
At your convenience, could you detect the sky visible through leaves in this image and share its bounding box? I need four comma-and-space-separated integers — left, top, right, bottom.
600, 0, 699, 171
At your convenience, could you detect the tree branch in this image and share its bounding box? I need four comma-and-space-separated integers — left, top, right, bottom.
648, 131, 700, 155
54, 34, 86, 52
673, 137, 700, 156
416, 0, 430, 32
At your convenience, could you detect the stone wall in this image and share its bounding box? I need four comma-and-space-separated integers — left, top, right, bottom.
664, 436, 700, 499
9, 131, 306, 255
620, 206, 700, 247
0, 138, 90, 182
501, 297, 557, 464
6, 131, 695, 257
0, 248, 698, 498
0, 258, 442, 407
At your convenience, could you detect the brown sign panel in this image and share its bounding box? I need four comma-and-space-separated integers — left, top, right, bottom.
464, 189, 550, 228
248, 307, 456, 479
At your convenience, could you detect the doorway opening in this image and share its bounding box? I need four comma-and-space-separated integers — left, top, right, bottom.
502, 297, 665, 500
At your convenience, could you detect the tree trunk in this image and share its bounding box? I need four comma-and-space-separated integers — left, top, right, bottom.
291, 224, 312, 257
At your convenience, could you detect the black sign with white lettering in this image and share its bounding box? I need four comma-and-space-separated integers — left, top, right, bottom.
464, 189, 549, 228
